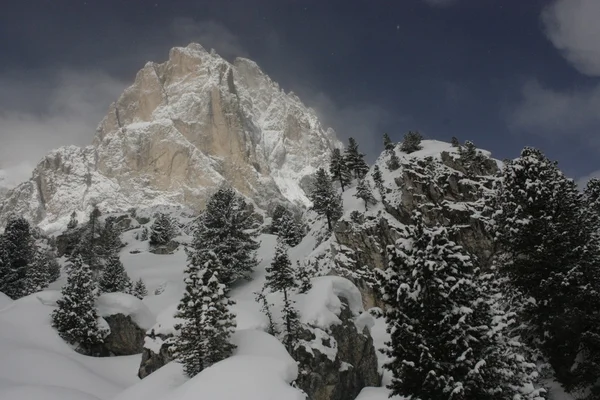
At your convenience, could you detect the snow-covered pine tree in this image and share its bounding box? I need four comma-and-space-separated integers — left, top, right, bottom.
149, 213, 175, 246
67, 211, 78, 230
494, 147, 600, 394
98, 216, 123, 259
399, 130, 423, 153
52, 254, 107, 351
584, 178, 600, 218
24, 250, 60, 295
386, 149, 401, 171
0, 216, 34, 299
98, 255, 132, 293
451, 136, 460, 147
330, 148, 352, 191
255, 289, 278, 336
191, 187, 260, 286
75, 207, 103, 275
270, 205, 303, 246
458, 140, 484, 175
378, 213, 541, 400
132, 278, 148, 299
354, 179, 376, 211
264, 240, 301, 354
383, 133, 395, 152
295, 260, 313, 294
371, 164, 385, 200
173, 249, 236, 377
277, 211, 304, 247
309, 168, 343, 231
344, 137, 370, 179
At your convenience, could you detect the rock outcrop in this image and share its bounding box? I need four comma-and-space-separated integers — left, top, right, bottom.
102, 313, 146, 356
0, 43, 340, 229
138, 330, 175, 379
296, 300, 380, 400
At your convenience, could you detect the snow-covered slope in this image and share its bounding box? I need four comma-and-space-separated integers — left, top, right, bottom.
0, 43, 341, 229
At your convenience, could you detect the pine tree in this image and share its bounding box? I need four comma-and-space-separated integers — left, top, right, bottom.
354, 179, 376, 211
584, 178, 600, 218
264, 241, 301, 354
383, 133, 395, 152
98, 255, 132, 293
270, 205, 303, 247
173, 250, 236, 377
132, 278, 148, 299
67, 211, 78, 230
255, 289, 278, 336
191, 187, 260, 286
459, 140, 483, 175
371, 164, 385, 199
149, 213, 175, 246
52, 255, 107, 350
329, 148, 352, 191
0, 216, 34, 299
309, 168, 343, 231
451, 136, 460, 147
378, 214, 542, 400
400, 131, 423, 153
344, 137, 370, 179
98, 216, 123, 259
295, 260, 313, 294
75, 207, 103, 274
494, 147, 600, 394
386, 150, 401, 171
24, 250, 60, 295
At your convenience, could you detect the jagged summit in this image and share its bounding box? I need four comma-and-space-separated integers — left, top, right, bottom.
0, 43, 341, 230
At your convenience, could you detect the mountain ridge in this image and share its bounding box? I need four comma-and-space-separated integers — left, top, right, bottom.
0, 43, 341, 230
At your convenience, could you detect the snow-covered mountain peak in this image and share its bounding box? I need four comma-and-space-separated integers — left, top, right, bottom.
0, 43, 341, 229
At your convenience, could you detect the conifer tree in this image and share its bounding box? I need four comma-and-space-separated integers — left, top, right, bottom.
309, 168, 343, 231
24, 250, 60, 295
255, 289, 278, 336
329, 148, 352, 191
132, 278, 148, 299
495, 147, 600, 393
372, 164, 385, 199
98, 255, 132, 293
0, 216, 34, 299
386, 150, 401, 171
270, 205, 303, 247
52, 255, 107, 350
67, 211, 78, 230
270, 204, 287, 235
149, 213, 175, 246
173, 250, 236, 377
191, 187, 260, 286
354, 179, 376, 211
378, 214, 542, 400
75, 207, 103, 274
264, 241, 301, 354
451, 136, 460, 147
400, 131, 423, 153
98, 217, 123, 258
344, 137, 370, 179
584, 178, 600, 218
459, 140, 483, 175
383, 133, 395, 152
295, 260, 313, 294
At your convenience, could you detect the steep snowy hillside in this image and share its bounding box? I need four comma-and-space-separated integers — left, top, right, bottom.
0, 43, 341, 230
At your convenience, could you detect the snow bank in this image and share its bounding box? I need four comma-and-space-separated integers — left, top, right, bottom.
298, 276, 364, 329
356, 387, 406, 400
0, 384, 103, 400
96, 293, 156, 330
0, 291, 12, 310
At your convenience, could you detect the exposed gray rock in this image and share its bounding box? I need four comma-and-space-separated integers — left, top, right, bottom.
149, 240, 179, 255
138, 330, 175, 379
102, 313, 146, 356
296, 299, 380, 400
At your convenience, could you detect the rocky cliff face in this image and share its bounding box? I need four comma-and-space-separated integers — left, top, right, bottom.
0, 43, 340, 229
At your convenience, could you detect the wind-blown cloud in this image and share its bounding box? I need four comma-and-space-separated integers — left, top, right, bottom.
543, 0, 600, 76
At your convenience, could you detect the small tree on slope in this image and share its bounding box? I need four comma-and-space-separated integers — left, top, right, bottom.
192, 187, 260, 286
309, 168, 343, 231
173, 250, 236, 377
400, 130, 423, 153
98, 255, 132, 293
264, 240, 301, 354
383, 133, 395, 152
149, 213, 176, 246
371, 164, 385, 200
354, 179, 376, 211
52, 255, 107, 350
132, 278, 148, 299
329, 148, 352, 191
494, 147, 600, 394
344, 137, 370, 179
378, 213, 543, 400
0, 216, 34, 299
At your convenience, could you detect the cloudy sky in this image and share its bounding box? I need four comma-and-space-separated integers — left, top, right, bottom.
1, 0, 599, 185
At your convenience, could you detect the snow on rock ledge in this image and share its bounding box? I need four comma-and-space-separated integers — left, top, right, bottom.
96, 292, 156, 330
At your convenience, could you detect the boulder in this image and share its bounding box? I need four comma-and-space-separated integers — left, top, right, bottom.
103, 313, 146, 356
